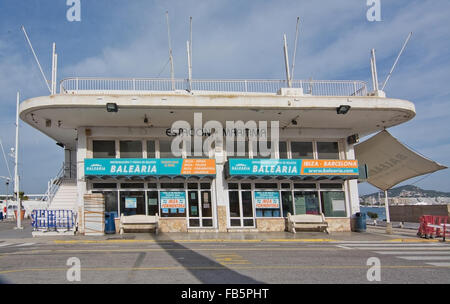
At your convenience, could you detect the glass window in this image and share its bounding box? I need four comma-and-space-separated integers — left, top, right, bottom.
159, 140, 178, 158
120, 141, 142, 158
241, 191, 254, 220
279, 141, 288, 159
228, 183, 238, 189
92, 183, 117, 189
160, 183, 184, 189
291, 142, 313, 159
241, 183, 251, 190
294, 183, 317, 189
254, 183, 278, 189
317, 142, 339, 159
188, 183, 199, 189
200, 183, 211, 189
320, 183, 343, 189
281, 191, 293, 217
93, 140, 115, 158
147, 191, 158, 215
93, 191, 118, 214
228, 191, 240, 218
320, 191, 346, 217
160, 191, 186, 218
281, 183, 291, 189
255, 191, 281, 218
147, 140, 156, 158
120, 191, 145, 216
294, 191, 320, 215
120, 183, 144, 189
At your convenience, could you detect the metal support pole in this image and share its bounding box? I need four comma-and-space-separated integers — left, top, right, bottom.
283, 34, 292, 88
14, 92, 22, 230
384, 190, 392, 234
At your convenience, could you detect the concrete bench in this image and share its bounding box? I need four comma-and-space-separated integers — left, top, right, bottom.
119, 214, 159, 234
286, 213, 329, 234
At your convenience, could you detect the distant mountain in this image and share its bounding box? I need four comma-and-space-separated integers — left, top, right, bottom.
361, 185, 450, 199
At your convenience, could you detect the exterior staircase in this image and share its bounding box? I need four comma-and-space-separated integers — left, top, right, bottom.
47, 179, 78, 210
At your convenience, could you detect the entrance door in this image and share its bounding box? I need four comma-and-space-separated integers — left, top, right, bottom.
120, 191, 145, 216
188, 190, 214, 228
228, 190, 255, 228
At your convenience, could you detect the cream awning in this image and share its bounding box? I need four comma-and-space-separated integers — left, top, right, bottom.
354, 130, 447, 191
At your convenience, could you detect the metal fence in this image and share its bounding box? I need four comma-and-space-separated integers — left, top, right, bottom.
31, 209, 76, 231
59, 78, 368, 96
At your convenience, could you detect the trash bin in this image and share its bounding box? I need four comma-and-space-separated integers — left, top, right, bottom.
104, 212, 116, 234
353, 212, 367, 232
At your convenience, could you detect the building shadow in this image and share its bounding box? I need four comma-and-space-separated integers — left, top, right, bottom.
152, 236, 263, 284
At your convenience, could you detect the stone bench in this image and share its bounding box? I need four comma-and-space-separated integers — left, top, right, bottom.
119, 214, 159, 234
286, 213, 329, 234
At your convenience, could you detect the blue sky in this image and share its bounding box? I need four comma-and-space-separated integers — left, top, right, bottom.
0, 0, 449, 195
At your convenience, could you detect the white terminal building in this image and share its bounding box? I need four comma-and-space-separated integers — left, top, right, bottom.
19, 75, 415, 233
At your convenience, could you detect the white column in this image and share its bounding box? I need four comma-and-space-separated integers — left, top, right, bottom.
344, 140, 360, 215
76, 127, 87, 233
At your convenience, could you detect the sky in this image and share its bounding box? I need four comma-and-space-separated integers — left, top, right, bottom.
0, 0, 449, 195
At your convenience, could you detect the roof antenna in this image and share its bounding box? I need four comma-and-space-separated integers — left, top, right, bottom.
165, 11, 175, 90
21, 26, 52, 94
283, 34, 292, 88
290, 17, 300, 82
186, 16, 193, 91
381, 32, 413, 91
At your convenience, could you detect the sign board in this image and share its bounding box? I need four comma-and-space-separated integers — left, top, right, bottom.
85, 158, 216, 176
160, 191, 186, 209
254, 191, 280, 209
228, 159, 358, 177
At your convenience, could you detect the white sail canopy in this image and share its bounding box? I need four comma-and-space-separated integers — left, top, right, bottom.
355, 130, 447, 191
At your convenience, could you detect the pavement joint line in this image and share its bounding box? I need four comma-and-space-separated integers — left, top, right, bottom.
0, 247, 346, 256
50, 238, 434, 245
1, 264, 450, 275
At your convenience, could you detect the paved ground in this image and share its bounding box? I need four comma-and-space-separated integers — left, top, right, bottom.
0, 218, 449, 284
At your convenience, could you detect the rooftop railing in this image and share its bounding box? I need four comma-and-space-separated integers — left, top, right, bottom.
59, 77, 368, 97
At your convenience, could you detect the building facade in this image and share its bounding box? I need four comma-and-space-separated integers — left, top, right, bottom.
19, 78, 416, 233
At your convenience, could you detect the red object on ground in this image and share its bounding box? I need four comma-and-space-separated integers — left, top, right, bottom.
418, 215, 449, 239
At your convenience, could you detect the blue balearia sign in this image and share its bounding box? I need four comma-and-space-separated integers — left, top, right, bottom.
228, 159, 359, 176
228, 159, 302, 176
84, 158, 216, 176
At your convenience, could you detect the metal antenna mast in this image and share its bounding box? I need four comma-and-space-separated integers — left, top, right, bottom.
186, 17, 193, 91
0, 138, 12, 180
166, 11, 175, 90
21, 26, 52, 94
283, 34, 292, 88
290, 17, 300, 82
381, 32, 413, 91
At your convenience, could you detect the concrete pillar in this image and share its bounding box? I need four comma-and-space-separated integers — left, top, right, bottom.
76, 127, 87, 234
344, 141, 360, 215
